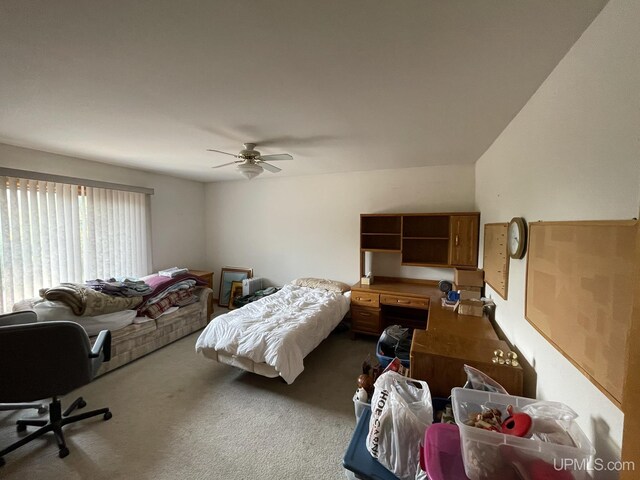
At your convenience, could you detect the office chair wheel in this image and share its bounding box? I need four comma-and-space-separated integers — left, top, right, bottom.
16, 423, 27, 432
77, 398, 87, 409
103, 412, 112, 421
59, 447, 69, 459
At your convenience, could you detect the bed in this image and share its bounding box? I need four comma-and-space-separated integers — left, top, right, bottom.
195, 278, 351, 384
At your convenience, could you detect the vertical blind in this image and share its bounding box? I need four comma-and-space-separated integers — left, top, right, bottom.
0, 176, 151, 312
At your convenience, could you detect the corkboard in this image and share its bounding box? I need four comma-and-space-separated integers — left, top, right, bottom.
525, 220, 638, 407
483, 223, 509, 299
621, 223, 640, 477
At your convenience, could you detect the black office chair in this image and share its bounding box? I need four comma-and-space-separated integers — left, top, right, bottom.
0, 312, 49, 416
0, 311, 113, 466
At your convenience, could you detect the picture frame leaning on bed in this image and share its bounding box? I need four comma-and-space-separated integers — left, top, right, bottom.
218, 267, 253, 307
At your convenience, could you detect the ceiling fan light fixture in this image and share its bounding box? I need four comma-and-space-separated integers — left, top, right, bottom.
237, 163, 263, 180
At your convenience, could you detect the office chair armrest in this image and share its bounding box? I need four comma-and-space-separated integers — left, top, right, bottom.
90, 329, 112, 362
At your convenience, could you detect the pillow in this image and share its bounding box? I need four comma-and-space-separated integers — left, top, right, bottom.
290, 277, 351, 294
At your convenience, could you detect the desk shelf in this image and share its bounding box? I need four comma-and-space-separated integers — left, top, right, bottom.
359, 212, 480, 271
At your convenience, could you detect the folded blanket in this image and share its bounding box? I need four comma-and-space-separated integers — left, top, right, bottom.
139, 288, 196, 319
137, 273, 206, 314
40, 283, 142, 316
85, 278, 153, 297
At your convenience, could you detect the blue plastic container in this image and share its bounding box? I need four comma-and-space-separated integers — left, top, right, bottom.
376, 338, 410, 369
343, 397, 450, 480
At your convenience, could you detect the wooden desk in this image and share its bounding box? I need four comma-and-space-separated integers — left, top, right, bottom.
426, 301, 498, 340
350, 279, 433, 336
352, 277, 523, 397
410, 295, 523, 397
411, 329, 523, 397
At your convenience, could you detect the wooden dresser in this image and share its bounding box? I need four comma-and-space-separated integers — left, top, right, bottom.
188, 269, 214, 320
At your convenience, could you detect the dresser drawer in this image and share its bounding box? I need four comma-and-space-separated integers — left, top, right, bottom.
350, 306, 380, 334
380, 294, 429, 310
351, 291, 380, 308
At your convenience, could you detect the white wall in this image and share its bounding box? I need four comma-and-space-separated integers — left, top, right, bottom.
204, 165, 475, 288
475, 0, 640, 467
0, 143, 206, 272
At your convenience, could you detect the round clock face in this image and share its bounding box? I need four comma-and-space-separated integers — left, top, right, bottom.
508, 217, 527, 259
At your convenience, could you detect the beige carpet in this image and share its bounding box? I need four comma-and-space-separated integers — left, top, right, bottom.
0, 327, 376, 479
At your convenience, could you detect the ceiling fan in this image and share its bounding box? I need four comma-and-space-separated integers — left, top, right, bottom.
207, 143, 293, 179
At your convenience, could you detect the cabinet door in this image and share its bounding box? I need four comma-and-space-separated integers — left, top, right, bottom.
449, 215, 479, 267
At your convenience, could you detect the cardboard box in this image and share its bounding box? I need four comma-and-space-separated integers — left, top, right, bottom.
458, 288, 482, 300
454, 268, 484, 288
457, 299, 484, 317
452, 283, 482, 292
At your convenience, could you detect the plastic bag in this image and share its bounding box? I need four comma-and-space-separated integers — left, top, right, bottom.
462, 364, 508, 394
366, 371, 433, 480
521, 401, 578, 446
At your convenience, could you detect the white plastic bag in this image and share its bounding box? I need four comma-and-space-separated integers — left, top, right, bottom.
366, 371, 433, 480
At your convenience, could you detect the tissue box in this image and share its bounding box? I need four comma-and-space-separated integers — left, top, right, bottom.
457, 299, 484, 317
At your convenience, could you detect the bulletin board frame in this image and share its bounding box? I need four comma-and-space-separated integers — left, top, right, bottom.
524, 219, 638, 407
483, 223, 509, 300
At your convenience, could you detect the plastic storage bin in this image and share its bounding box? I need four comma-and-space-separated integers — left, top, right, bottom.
451, 388, 594, 480
376, 338, 410, 369
420, 423, 469, 480
353, 393, 370, 423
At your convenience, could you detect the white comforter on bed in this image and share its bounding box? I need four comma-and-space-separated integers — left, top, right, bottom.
195, 284, 350, 384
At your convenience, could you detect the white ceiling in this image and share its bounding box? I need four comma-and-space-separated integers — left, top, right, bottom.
0, 0, 607, 182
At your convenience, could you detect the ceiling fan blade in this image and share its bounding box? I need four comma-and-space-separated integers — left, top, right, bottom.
207, 149, 238, 158
260, 162, 282, 173
211, 161, 239, 169
258, 153, 293, 161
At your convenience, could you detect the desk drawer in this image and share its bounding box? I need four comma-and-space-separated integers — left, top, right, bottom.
351, 306, 380, 334
380, 294, 429, 310
351, 291, 380, 308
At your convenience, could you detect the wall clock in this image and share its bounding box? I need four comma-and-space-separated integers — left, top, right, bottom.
508, 217, 527, 259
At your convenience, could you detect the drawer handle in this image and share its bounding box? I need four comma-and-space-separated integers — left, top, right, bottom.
396, 300, 411, 304
358, 298, 372, 302
455, 234, 459, 246
360, 312, 372, 317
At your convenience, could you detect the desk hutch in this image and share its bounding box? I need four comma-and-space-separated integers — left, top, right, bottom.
352, 211, 522, 397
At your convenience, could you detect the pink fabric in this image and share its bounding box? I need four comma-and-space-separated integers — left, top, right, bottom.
139, 273, 206, 303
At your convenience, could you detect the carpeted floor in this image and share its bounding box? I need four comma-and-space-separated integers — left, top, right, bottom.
0, 326, 377, 479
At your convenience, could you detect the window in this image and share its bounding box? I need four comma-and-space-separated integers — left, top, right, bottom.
0, 175, 151, 312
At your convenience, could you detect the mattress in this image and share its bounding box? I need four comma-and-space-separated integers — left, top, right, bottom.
31, 300, 136, 336
195, 284, 351, 383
